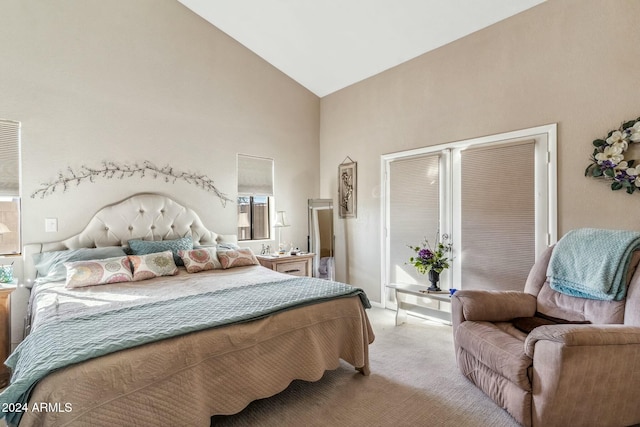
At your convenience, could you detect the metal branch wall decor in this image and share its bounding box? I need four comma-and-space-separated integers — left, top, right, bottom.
338, 156, 357, 218
31, 160, 233, 206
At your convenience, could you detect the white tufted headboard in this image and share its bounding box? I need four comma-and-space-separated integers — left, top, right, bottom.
23, 193, 237, 284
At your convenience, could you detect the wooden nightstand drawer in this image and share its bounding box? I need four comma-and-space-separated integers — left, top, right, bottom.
256, 253, 314, 277
275, 261, 307, 276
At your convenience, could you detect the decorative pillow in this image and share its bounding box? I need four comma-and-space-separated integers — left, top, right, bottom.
34, 246, 128, 283
128, 251, 178, 281
64, 256, 133, 289
127, 236, 193, 266
178, 248, 222, 273
217, 248, 259, 269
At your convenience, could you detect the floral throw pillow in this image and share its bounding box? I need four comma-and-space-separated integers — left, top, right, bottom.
178, 248, 222, 273
129, 251, 178, 281
217, 248, 259, 269
65, 256, 133, 289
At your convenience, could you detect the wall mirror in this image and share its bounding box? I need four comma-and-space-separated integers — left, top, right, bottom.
308, 199, 334, 280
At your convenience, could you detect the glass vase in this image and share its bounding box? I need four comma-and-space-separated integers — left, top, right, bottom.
0, 265, 13, 284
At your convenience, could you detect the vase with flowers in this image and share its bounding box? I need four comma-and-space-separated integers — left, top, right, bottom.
408, 233, 453, 291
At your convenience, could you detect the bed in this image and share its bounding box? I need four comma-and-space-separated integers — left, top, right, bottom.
0, 193, 373, 427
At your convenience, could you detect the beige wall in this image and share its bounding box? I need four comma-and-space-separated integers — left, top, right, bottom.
1, 0, 319, 343
320, 0, 640, 302
4, 0, 640, 320
2, 0, 319, 250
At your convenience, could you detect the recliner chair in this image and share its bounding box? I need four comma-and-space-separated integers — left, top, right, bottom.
452, 245, 640, 427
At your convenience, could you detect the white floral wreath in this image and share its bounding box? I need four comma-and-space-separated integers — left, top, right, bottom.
585, 116, 640, 193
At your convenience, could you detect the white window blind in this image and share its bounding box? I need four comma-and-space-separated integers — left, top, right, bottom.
0, 119, 21, 254
389, 154, 440, 286
237, 155, 274, 196
460, 140, 535, 291
0, 120, 20, 197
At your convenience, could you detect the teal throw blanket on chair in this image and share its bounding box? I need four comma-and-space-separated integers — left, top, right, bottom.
547, 228, 640, 301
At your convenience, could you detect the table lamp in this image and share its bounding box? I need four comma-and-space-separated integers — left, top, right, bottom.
273, 211, 290, 254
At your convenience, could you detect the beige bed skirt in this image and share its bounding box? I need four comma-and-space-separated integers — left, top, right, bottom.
17, 297, 373, 427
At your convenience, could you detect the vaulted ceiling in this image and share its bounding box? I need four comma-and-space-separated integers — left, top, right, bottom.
178, 0, 546, 97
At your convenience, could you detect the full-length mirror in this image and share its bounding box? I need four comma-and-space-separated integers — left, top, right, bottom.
308, 199, 334, 280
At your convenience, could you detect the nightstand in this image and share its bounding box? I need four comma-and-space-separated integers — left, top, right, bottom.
0, 283, 16, 388
256, 253, 314, 277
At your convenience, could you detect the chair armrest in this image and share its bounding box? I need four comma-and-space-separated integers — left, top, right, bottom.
523, 324, 640, 426
524, 324, 640, 358
452, 290, 536, 324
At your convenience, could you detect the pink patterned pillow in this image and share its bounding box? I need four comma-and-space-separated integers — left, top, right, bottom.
217, 248, 259, 269
65, 256, 133, 289
128, 251, 178, 281
178, 248, 222, 273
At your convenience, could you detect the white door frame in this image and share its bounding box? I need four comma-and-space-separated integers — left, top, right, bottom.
380, 124, 557, 308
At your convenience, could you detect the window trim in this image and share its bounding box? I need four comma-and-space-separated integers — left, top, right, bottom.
380, 123, 557, 308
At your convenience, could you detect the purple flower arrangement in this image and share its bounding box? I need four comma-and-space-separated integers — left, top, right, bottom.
408, 234, 452, 275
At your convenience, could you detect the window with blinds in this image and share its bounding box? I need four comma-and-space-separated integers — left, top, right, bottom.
0, 119, 21, 255
459, 141, 535, 290
383, 125, 555, 301
389, 154, 441, 286
237, 155, 274, 241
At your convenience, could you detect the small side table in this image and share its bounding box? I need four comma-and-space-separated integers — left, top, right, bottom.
0, 283, 16, 388
256, 253, 315, 277
387, 283, 452, 325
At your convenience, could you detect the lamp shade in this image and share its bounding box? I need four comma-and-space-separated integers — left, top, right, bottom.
0, 223, 10, 234
273, 211, 290, 228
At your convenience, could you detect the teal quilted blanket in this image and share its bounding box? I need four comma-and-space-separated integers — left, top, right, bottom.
0, 276, 369, 425
547, 228, 640, 301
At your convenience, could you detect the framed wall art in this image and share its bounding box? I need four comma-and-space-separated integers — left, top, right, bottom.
338, 158, 357, 218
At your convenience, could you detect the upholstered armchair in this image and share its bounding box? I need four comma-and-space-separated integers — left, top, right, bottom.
452, 245, 640, 427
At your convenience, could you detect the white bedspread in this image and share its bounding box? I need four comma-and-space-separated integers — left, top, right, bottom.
29, 265, 288, 331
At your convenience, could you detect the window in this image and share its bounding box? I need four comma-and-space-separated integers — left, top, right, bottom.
0, 119, 21, 255
382, 124, 556, 304
237, 155, 274, 241
457, 140, 536, 290
237, 196, 270, 240
388, 154, 441, 288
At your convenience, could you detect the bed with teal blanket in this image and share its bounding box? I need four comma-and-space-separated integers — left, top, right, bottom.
1, 194, 374, 427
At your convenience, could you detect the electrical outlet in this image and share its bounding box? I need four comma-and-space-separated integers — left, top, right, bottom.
45, 218, 58, 233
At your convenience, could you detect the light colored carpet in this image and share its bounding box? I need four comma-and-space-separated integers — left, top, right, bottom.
211, 307, 520, 427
